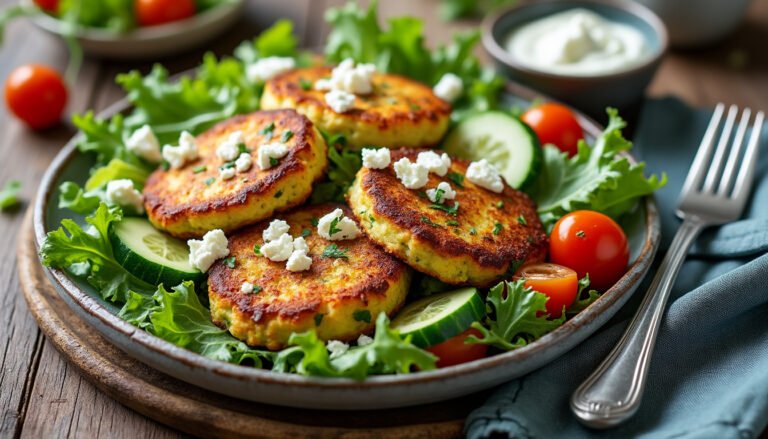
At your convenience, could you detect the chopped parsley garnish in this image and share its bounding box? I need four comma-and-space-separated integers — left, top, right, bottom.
409, 103, 421, 111
496, 201, 505, 209
576, 230, 586, 238
368, 215, 376, 226
192, 165, 207, 174
314, 313, 324, 326
220, 161, 236, 170
429, 201, 459, 216
237, 143, 249, 154
322, 244, 348, 259
493, 222, 503, 235
223, 256, 236, 268
469, 227, 477, 235
301, 228, 311, 238
274, 190, 283, 198
281, 130, 294, 142
328, 216, 342, 236
416, 191, 427, 199
161, 161, 170, 171
259, 122, 275, 140
447, 172, 464, 188
433, 188, 445, 204
310, 217, 319, 227
517, 215, 527, 226
353, 310, 372, 323
446, 220, 459, 226
204, 177, 215, 186
269, 157, 280, 167
420, 216, 442, 228
299, 78, 312, 91
252, 285, 263, 294
254, 244, 262, 255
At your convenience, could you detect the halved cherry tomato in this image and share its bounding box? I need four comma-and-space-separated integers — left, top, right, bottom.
34, 0, 59, 13
426, 328, 488, 368
5, 64, 67, 130
549, 210, 629, 291
135, 0, 196, 27
516, 263, 578, 318
521, 102, 584, 156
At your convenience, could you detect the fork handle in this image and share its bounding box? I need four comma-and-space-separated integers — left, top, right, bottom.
570, 217, 704, 428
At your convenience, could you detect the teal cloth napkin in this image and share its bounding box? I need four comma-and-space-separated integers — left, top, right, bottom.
465, 97, 768, 439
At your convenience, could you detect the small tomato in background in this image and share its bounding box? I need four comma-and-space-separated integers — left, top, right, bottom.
549, 210, 629, 291
426, 328, 488, 368
135, 0, 196, 27
33, 0, 59, 13
522, 102, 584, 157
5, 64, 68, 130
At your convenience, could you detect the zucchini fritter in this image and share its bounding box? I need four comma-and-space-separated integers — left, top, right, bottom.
260, 67, 452, 149
143, 110, 327, 238
207, 203, 412, 350
347, 149, 548, 287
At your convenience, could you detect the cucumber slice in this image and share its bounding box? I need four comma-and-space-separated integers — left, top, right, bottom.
443, 112, 541, 189
111, 217, 203, 286
391, 287, 484, 348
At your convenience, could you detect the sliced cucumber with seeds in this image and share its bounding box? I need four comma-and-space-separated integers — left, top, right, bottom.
391, 287, 484, 348
443, 112, 541, 189
111, 218, 203, 286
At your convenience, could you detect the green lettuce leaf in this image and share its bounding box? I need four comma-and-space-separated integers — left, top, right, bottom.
40, 203, 153, 302
234, 19, 298, 63
274, 313, 437, 380
58, 181, 103, 214
567, 275, 602, 315
120, 282, 273, 366
58, 0, 135, 33
468, 279, 565, 350
528, 108, 667, 229
85, 158, 150, 191
310, 134, 362, 203
72, 112, 147, 168
0, 180, 21, 211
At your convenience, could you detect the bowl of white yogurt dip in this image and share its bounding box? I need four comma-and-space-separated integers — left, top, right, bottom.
483, 0, 667, 117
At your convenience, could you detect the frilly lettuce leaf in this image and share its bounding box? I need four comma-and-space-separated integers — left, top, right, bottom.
528, 108, 667, 229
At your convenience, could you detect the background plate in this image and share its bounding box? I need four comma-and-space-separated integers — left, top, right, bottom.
32, 81, 660, 410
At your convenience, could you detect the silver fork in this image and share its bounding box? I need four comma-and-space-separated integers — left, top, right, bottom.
570, 104, 765, 428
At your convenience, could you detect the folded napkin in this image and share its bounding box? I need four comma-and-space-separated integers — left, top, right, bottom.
466, 97, 768, 439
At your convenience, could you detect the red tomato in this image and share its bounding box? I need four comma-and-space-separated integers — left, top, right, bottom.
549, 211, 629, 291
4, 64, 68, 130
516, 263, 578, 318
135, 0, 196, 27
34, 0, 59, 13
521, 102, 584, 156
426, 328, 488, 368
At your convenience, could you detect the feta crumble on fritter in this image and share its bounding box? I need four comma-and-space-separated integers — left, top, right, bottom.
426, 181, 456, 204
317, 208, 361, 241
246, 57, 296, 83
361, 148, 391, 169
162, 131, 199, 169
433, 72, 463, 103
416, 150, 452, 176
466, 159, 504, 193
393, 157, 429, 190
187, 229, 229, 272
257, 142, 289, 170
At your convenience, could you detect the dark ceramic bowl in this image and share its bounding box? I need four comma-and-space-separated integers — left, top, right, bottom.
482, 0, 668, 117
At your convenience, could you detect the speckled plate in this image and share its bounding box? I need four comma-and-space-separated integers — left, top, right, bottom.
32, 80, 660, 410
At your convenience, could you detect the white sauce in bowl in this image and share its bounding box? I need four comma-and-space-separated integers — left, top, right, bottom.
505, 8, 650, 76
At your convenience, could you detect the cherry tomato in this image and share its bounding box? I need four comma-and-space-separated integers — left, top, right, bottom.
135, 0, 196, 27
516, 263, 578, 318
426, 328, 488, 368
34, 0, 59, 13
5, 64, 68, 130
521, 102, 584, 156
549, 211, 629, 291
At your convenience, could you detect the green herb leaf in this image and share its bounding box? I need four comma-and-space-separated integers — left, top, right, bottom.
253, 244, 262, 255
446, 220, 459, 226
252, 285, 263, 294
328, 216, 342, 236
85, 159, 150, 191
223, 256, 236, 269
192, 165, 207, 174
57, 182, 103, 214
274, 190, 283, 198
567, 275, 602, 315
517, 215, 527, 226
353, 310, 372, 323
259, 122, 275, 140
269, 157, 279, 167
0, 180, 21, 211
492, 222, 503, 235
299, 78, 312, 90
420, 216, 442, 228
314, 313, 325, 326
281, 130, 294, 142
204, 177, 215, 186
447, 172, 464, 188
301, 228, 311, 238
467, 279, 565, 350
321, 244, 348, 259
429, 200, 459, 216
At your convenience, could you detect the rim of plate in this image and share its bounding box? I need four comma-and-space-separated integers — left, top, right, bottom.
32, 78, 660, 390
23, 0, 243, 42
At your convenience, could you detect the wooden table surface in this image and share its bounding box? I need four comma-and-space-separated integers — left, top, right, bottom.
1, 0, 766, 437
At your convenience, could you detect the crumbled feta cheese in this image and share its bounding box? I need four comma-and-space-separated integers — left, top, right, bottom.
235, 153, 253, 173
416, 150, 452, 176
162, 131, 198, 169
426, 181, 456, 204
105, 179, 144, 213
315, 58, 376, 94
246, 56, 296, 83
257, 142, 289, 170
317, 208, 361, 241
466, 159, 504, 193
361, 148, 391, 169
433, 73, 463, 103
241, 282, 255, 294
293, 236, 309, 253
187, 229, 229, 272
216, 131, 244, 161
357, 334, 374, 346
126, 125, 162, 163
325, 89, 356, 113
260, 233, 294, 262
220, 166, 236, 180
263, 219, 290, 242
393, 157, 429, 189
286, 249, 312, 272
326, 340, 350, 359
